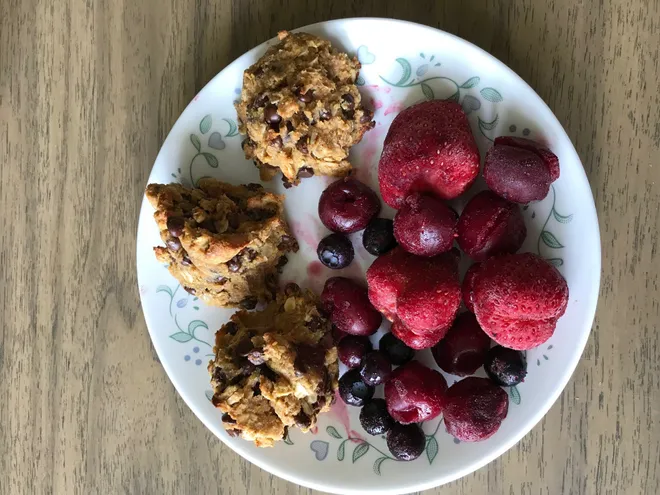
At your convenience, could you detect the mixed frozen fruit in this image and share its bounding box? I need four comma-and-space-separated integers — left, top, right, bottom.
317, 97, 566, 460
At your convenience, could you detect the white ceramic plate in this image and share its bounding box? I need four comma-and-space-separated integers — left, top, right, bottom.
136, 18, 600, 495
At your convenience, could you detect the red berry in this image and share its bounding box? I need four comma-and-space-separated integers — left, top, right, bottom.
379, 100, 480, 207
457, 191, 526, 261
322, 277, 382, 336
431, 312, 491, 376
384, 361, 447, 424
444, 377, 509, 442
391, 318, 448, 350
472, 253, 568, 350
318, 178, 381, 233
393, 193, 458, 256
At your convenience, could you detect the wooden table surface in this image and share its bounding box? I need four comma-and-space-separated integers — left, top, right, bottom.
2, 1, 659, 494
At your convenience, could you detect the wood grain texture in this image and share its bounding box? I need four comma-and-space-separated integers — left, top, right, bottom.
1, 0, 658, 494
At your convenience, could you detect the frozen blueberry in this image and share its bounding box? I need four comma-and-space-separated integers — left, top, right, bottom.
338, 336, 372, 368
386, 423, 426, 461
363, 218, 397, 256
339, 369, 375, 406
484, 346, 527, 386
317, 233, 354, 269
379, 332, 415, 366
359, 398, 393, 435
359, 351, 392, 386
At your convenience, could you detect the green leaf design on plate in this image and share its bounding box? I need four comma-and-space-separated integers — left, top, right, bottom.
446, 91, 460, 103
421, 82, 434, 100
337, 442, 345, 461
205, 390, 214, 402
202, 152, 219, 168
478, 115, 499, 131
283, 430, 294, 445
373, 456, 388, 475
170, 332, 193, 343
546, 258, 564, 267
190, 134, 201, 152
223, 118, 239, 137
188, 320, 208, 338
199, 114, 212, 134
480, 87, 503, 102
426, 436, 439, 464
541, 231, 564, 249
393, 58, 412, 86
326, 426, 342, 439
156, 285, 173, 297
552, 210, 574, 224
352, 442, 370, 463
460, 76, 480, 89
510, 385, 521, 405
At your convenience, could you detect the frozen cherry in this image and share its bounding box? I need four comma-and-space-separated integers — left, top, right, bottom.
444, 377, 509, 441
318, 178, 381, 233
363, 218, 397, 256
386, 423, 426, 461
359, 398, 393, 435
339, 369, 374, 406
378, 332, 415, 365
393, 193, 458, 256
484, 346, 527, 386
384, 361, 447, 424
337, 336, 372, 368
457, 190, 527, 261
317, 233, 354, 269
483, 137, 560, 204
321, 277, 382, 336
432, 312, 491, 376
359, 351, 392, 386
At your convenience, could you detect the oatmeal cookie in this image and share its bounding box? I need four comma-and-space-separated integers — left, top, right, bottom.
208, 284, 339, 447
146, 178, 298, 308
236, 31, 375, 186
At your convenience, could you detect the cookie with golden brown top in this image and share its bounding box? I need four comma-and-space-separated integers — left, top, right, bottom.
146, 178, 298, 308
208, 284, 338, 447
236, 31, 374, 187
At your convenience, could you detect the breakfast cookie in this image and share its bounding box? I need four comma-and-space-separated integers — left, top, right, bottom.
146, 178, 298, 308
236, 31, 374, 186
208, 284, 339, 447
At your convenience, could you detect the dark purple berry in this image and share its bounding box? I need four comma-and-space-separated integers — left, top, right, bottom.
317, 233, 354, 269
378, 332, 415, 365
484, 346, 527, 386
386, 423, 426, 461
359, 398, 393, 435
338, 336, 372, 368
359, 351, 392, 386
338, 369, 374, 406
362, 218, 397, 256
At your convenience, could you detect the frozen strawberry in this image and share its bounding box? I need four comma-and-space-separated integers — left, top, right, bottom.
472, 253, 569, 350
457, 190, 526, 261
367, 247, 461, 336
462, 263, 481, 312
378, 100, 480, 207
483, 137, 560, 204
391, 318, 448, 350
394, 193, 458, 256
322, 277, 382, 336
385, 361, 447, 424
397, 269, 461, 334
366, 247, 411, 321
431, 312, 491, 376
494, 136, 560, 181
444, 377, 509, 442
